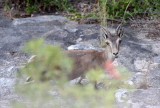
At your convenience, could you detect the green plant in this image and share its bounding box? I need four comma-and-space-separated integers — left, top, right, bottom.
26, 0, 38, 14
102, 0, 160, 19
5, 0, 73, 14
12, 38, 133, 108
70, 0, 160, 22
4, 1, 10, 10
25, 0, 73, 14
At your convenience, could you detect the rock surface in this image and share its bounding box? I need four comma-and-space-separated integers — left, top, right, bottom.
0, 10, 160, 108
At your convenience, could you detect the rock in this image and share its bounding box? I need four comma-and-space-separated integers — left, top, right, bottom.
67, 44, 99, 50
134, 58, 149, 72
12, 15, 69, 26
64, 21, 78, 33
115, 89, 129, 103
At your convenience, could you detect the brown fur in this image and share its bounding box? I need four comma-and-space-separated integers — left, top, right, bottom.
65, 50, 107, 80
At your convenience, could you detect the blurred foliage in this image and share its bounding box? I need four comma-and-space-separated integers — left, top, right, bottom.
12, 38, 133, 108
21, 38, 73, 83
4, 1, 10, 10
5, 0, 73, 14
4, 0, 160, 18
25, 0, 74, 14
103, 0, 160, 19
67, 0, 160, 21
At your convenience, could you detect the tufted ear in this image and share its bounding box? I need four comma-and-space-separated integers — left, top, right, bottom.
101, 26, 111, 39
116, 24, 123, 38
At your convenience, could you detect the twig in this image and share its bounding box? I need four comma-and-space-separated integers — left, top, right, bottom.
123, 0, 132, 20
